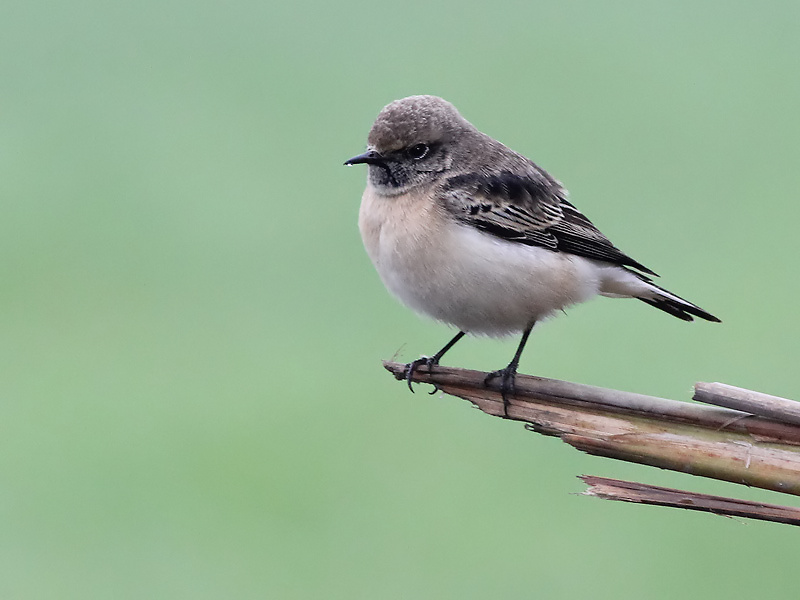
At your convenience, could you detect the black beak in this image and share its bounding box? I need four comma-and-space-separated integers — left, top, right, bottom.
344, 149, 385, 166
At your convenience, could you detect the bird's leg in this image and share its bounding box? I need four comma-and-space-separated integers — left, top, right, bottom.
405, 331, 466, 393
484, 324, 534, 417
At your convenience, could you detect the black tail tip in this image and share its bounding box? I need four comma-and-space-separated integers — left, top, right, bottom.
639, 297, 721, 323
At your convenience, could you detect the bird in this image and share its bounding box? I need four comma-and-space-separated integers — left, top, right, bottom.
345, 95, 719, 412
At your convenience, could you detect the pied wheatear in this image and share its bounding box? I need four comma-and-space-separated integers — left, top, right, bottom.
345, 95, 719, 411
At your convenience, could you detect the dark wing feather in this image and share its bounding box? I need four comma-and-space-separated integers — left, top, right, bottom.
438, 171, 657, 276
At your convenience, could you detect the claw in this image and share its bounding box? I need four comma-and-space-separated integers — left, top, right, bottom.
484, 365, 518, 417
482, 324, 533, 418
405, 356, 436, 393
401, 331, 467, 396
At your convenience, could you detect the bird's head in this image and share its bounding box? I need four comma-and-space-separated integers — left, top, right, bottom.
345, 95, 477, 195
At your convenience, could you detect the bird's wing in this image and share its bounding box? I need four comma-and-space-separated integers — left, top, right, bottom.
438, 171, 657, 276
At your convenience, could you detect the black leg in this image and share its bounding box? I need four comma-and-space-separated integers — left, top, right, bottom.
405, 331, 466, 393
484, 323, 534, 416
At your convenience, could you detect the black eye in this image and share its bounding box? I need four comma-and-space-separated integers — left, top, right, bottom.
406, 143, 430, 160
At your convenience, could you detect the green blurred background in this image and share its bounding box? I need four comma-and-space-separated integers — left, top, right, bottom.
1, 0, 798, 597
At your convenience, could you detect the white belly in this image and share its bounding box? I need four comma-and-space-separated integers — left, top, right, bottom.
358, 186, 605, 336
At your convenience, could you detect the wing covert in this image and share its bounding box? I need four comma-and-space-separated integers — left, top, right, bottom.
438, 171, 657, 276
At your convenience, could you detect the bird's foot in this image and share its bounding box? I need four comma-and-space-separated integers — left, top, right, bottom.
484, 365, 518, 417
404, 356, 441, 394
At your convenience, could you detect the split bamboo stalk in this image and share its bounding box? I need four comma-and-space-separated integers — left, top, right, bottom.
694, 382, 800, 426
383, 361, 800, 498
580, 476, 800, 526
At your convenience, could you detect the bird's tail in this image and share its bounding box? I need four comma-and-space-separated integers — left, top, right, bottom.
637, 282, 720, 323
